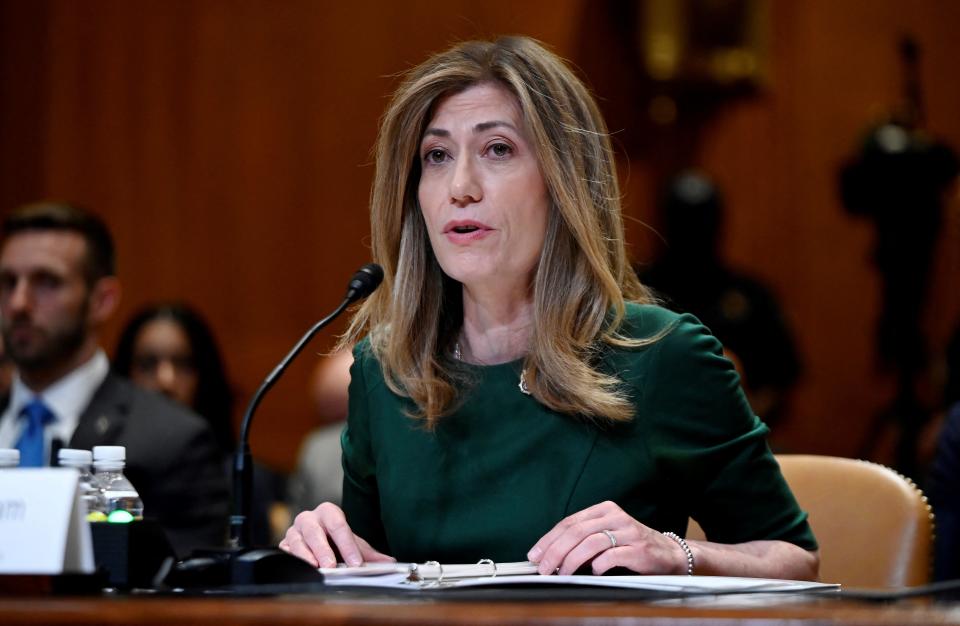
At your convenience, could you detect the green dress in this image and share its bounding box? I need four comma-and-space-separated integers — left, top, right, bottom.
342, 303, 817, 563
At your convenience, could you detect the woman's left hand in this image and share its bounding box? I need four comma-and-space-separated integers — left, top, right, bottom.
527, 501, 689, 576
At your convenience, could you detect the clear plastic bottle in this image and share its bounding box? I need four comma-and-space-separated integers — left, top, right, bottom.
0, 448, 19, 467
58, 448, 105, 521
92, 445, 144, 523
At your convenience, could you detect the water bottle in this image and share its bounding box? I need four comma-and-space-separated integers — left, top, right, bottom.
92, 445, 144, 523
0, 448, 19, 467
58, 448, 105, 521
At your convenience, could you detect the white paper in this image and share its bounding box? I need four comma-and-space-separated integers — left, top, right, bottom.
441, 574, 839, 593
319, 560, 839, 594
0, 468, 95, 574
321, 560, 538, 583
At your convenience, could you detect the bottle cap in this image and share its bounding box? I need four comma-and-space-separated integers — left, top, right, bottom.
0, 448, 20, 465
92, 445, 126, 462
58, 448, 93, 465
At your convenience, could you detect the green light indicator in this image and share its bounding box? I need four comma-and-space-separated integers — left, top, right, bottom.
107, 510, 135, 524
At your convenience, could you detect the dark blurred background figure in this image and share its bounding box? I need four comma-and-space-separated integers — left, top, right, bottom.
114, 304, 233, 454
0, 333, 14, 397
928, 322, 960, 581
114, 303, 287, 546
945, 328, 960, 417
640, 170, 801, 428
287, 348, 353, 514
840, 36, 959, 478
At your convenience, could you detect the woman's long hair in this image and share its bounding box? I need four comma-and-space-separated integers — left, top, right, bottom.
114, 303, 235, 454
342, 36, 656, 427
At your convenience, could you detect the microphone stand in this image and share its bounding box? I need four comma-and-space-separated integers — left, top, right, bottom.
166, 264, 382, 589
231, 296, 353, 548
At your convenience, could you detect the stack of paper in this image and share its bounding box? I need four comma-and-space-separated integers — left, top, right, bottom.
319, 561, 840, 594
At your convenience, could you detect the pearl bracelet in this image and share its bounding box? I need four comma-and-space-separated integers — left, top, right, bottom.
662, 531, 695, 575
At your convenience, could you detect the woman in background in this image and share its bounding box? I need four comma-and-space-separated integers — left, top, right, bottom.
114, 303, 233, 454
114, 303, 284, 545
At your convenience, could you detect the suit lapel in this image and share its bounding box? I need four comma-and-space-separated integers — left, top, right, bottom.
69, 373, 130, 449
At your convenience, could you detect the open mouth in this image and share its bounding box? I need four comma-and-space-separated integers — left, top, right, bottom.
451, 225, 480, 234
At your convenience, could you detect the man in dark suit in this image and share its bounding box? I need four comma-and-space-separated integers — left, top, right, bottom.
0, 202, 228, 556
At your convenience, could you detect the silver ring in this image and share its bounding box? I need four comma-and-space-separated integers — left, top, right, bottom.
601, 529, 618, 549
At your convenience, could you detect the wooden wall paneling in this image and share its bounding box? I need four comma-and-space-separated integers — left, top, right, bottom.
1, 0, 958, 477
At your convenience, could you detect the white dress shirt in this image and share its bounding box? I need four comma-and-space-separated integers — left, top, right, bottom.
0, 350, 110, 464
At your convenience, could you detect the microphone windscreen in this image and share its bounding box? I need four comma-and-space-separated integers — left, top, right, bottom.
346, 263, 384, 301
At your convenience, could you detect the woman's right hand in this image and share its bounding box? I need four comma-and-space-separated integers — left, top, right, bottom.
278, 502, 396, 568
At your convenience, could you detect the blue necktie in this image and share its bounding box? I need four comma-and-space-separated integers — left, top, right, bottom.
15, 398, 56, 467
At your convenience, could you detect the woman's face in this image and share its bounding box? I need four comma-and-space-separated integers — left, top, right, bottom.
130, 318, 199, 408
417, 82, 549, 291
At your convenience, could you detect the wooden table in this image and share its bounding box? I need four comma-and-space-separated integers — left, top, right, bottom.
2, 591, 960, 625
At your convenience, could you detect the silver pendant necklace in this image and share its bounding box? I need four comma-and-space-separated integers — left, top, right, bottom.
454, 342, 531, 395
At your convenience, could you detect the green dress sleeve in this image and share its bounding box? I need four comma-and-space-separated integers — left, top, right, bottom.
637, 309, 817, 550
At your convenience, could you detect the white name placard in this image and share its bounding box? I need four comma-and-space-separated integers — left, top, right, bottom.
0, 468, 94, 574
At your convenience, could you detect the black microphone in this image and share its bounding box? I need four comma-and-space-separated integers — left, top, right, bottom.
345, 263, 384, 302
168, 263, 383, 589
231, 263, 383, 548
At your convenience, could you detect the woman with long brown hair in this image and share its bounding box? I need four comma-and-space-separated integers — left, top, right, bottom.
281, 36, 818, 580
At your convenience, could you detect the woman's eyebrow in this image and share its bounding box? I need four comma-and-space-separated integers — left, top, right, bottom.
422, 121, 519, 140
474, 120, 517, 133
